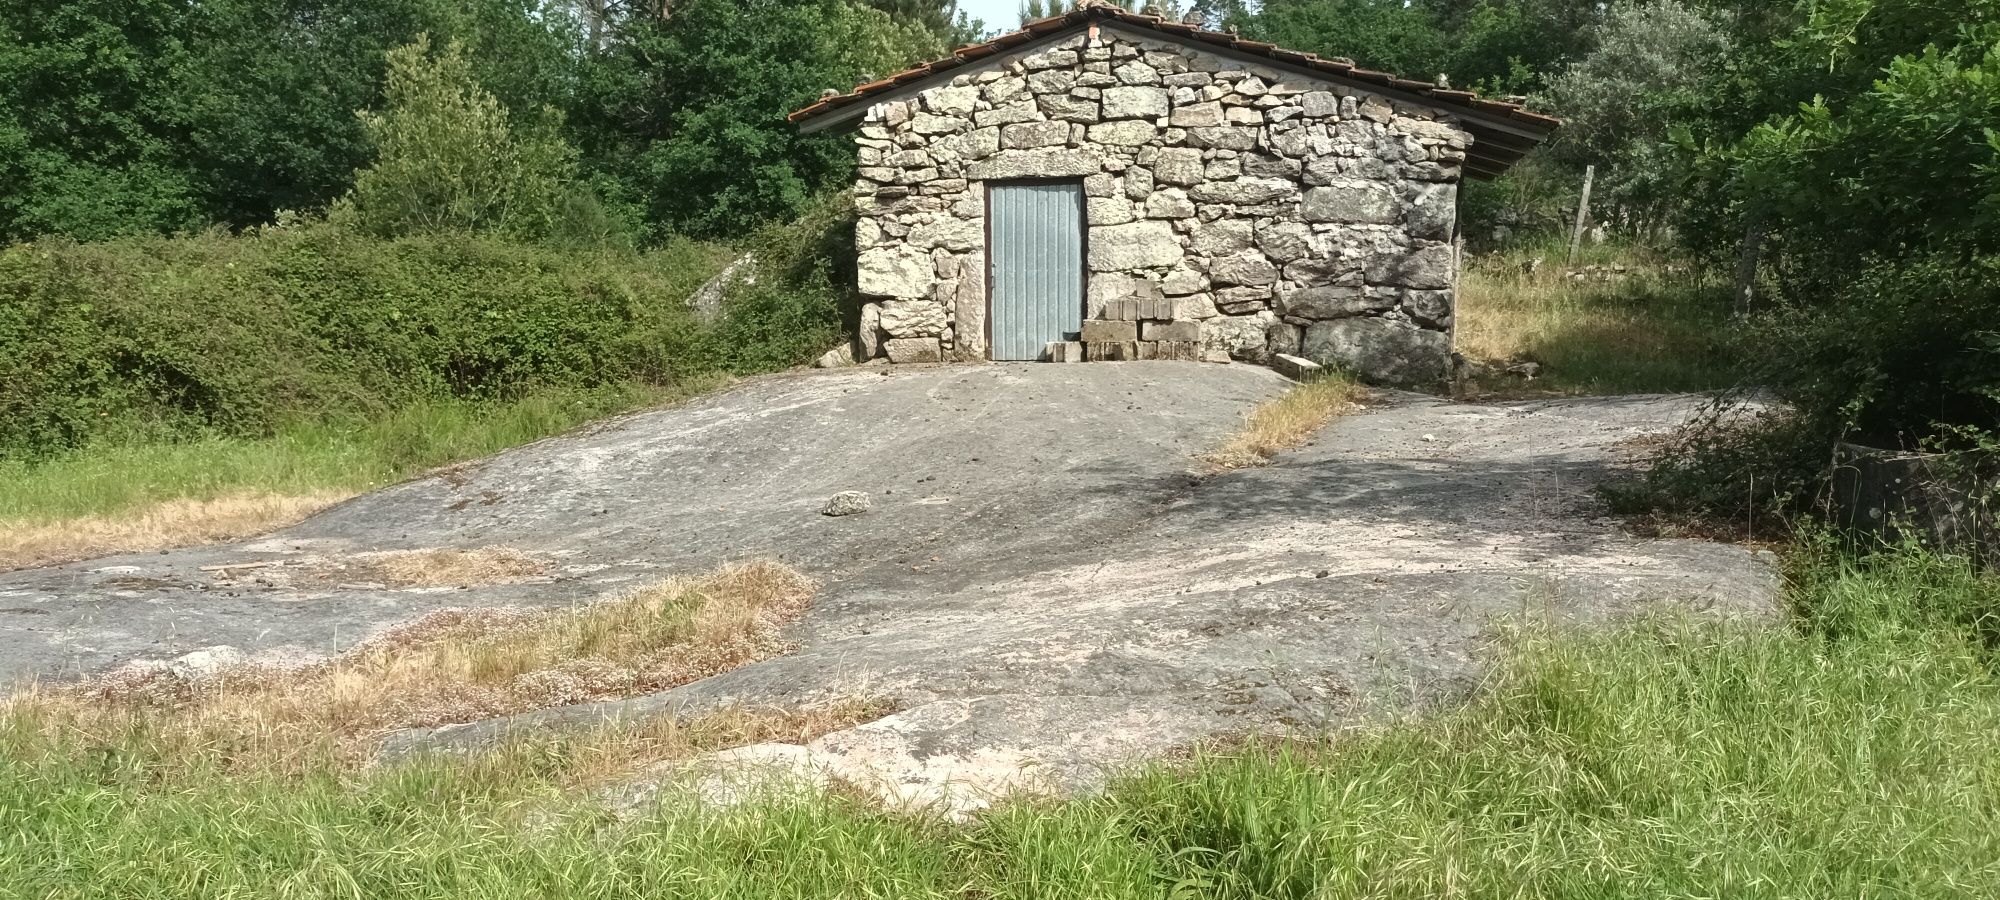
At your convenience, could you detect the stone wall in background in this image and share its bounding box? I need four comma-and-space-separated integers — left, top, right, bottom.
849, 26, 1469, 385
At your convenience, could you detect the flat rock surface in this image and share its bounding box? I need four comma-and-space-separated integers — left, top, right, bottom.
0, 363, 1778, 810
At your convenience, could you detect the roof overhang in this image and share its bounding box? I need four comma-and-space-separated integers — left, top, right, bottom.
788, 7, 1559, 180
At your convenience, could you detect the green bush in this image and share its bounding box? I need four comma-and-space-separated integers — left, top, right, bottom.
0, 225, 735, 459
692, 194, 855, 374
1628, 252, 2000, 530
333, 36, 607, 244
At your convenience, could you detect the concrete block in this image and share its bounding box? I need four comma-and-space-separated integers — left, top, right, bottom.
885, 337, 942, 364
1272, 352, 1323, 380
1086, 340, 1137, 362
1141, 320, 1200, 343
1047, 340, 1086, 363
1080, 319, 1139, 343
1099, 297, 1140, 321
1161, 340, 1202, 361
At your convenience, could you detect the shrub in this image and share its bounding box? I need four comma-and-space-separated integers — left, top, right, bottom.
689, 193, 856, 374
1629, 253, 2000, 531
0, 225, 733, 459
333, 36, 594, 243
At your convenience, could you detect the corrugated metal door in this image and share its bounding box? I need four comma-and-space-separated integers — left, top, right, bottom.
988, 181, 1085, 361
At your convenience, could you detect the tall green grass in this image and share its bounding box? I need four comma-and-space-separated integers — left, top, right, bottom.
0, 379, 717, 524
0, 197, 860, 530
1456, 241, 1744, 396
4, 548, 1998, 897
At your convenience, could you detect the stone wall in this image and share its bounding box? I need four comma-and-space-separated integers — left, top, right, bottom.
1831, 443, 1999, 570
850, 26, 1469, 384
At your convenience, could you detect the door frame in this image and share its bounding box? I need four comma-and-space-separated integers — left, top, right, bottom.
981, 177, 1091, 362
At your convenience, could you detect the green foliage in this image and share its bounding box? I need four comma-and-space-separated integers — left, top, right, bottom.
692, 195, 855, 374
579, 0, 941, 239
0, 0, 586, 241
0, 382, 706, 525
179, 0, 583, 229
1721, 16, 2000, 281
1020, 0, 1180, 24
1628, 3, 2000, 525
1627, 259, 1999, 529
1752, 255, 2000, 445
7, 547, 2000, 895
1246, 0, 1453, 83
0, 0, 204, 240
1246, 0, 1601, 94
1537, 0, 1732, 227
333, 36, 590, 242
0, 226, 732, 459
862, 0, 984, 45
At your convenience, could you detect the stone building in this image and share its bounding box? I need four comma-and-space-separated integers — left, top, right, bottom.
787, 4, 1557, 385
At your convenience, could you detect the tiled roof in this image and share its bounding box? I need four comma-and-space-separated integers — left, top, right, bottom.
787, 4, 1561, 137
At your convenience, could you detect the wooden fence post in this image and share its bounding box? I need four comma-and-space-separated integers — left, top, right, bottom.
1733, 207, 1766, 316
1566, 164, 1595, 266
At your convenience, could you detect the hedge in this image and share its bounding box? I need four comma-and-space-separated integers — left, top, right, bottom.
0, 217, 844, 459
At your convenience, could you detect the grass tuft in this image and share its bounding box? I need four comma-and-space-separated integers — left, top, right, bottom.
356, 547, 551, 588
1200, 373, 1364, 471
0, 491, 348, 571
12, 561, 815, 774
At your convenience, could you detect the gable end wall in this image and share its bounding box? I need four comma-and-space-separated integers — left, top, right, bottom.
849, 27, 1468, 385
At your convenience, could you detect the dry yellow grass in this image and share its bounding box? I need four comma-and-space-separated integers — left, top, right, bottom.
500, 696, 892, 789
1200, 374, 1365, 470
0, 491, 351, 572
1453, 255, 1739, 396
9, 561, 818, 774
355, 547, 551, 587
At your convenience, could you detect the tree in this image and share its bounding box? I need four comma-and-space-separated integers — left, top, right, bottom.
1242, 0, 1602, 92
1186, 0, 1255, 30
1538, 0, 1731, 229
0, 0, 589, 241
0, 0, 203, 240
1435, 0, 1603, 89
1245, 0, 1451, 80
1682, 0, 2000, 277
862, 0, 983, 46
334, 36, 581, 239
579, 0, 941, 238
1694, 4, 2000, 454
1020, 0, 1182, 25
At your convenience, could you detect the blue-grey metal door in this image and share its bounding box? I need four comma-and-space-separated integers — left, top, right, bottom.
988, 181, 1085, 361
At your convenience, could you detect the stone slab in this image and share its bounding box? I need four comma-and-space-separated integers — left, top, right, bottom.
884, 337, 943, 364
1271, 353, 1323, 381
1081, 320, 1139, 343
1048, 341, 1086, 363
1085, 340, 1138, 361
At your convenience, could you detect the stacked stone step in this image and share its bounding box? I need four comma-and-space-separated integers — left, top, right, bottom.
1053, 292, 1200, 362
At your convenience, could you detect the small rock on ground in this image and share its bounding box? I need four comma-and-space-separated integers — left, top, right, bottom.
820, 491, 872, 517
